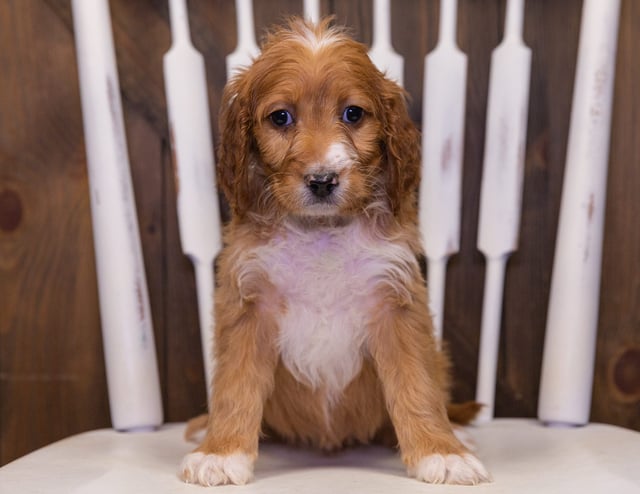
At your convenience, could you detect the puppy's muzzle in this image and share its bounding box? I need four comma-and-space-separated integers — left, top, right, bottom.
305, 172, 339, 198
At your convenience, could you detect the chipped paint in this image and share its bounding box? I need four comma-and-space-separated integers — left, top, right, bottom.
587, 192, 596, 221
441, 136, 453, 172
169, 123, 180, 194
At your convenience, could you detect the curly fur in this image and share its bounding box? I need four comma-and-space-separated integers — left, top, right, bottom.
180, 17, 490, 487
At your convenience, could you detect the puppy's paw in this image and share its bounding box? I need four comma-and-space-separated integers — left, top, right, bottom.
179, 451, 254, 486
408, 453, 491, 485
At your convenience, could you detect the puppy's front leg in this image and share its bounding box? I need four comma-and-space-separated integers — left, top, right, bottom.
369, 301, 491, 485
180, 304, 278, 486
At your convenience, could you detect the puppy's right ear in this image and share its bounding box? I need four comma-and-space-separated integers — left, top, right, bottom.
217, 72, 256, 218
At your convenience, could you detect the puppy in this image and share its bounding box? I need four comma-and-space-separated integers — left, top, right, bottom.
180, 17, 490, 486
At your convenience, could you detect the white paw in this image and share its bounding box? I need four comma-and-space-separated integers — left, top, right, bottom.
179, 451, 254, 486
408, 453, 491, 485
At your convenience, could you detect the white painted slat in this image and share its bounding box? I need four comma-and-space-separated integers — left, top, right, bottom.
164, 0, 222, 404
538, 0, 621, 427
475, 0, 532, 422
419, 0, 467, 340
227, 0, 260, 80
303, 0, 320, 24
368, 0, 404, 86
71, 0, 163, 431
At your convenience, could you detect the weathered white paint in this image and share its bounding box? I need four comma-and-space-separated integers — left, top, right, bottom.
538, 0, 621, 426
368, 0, 404, 87
227, 0, 260, 79
419, 0, 467, 340
71, 0, 163, 431
303, 0, 320, 24
164, 0, 222, 404
475, 0, 531, 422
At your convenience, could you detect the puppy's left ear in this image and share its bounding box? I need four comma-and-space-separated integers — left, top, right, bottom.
380, 79, 421, 223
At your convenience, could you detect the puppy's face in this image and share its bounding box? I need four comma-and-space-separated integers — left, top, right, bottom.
250, 42, 382, 217
218, 19, 420, 223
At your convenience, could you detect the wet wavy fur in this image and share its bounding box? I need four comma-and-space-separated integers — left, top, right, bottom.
181, 17, 490, 486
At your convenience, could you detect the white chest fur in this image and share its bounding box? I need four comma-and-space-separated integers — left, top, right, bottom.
247, 220, 416, 397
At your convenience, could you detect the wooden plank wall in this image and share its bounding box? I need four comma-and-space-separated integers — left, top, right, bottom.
1, 0, 638, 466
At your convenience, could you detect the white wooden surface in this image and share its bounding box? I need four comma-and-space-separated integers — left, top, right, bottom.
2, 420, 639, 493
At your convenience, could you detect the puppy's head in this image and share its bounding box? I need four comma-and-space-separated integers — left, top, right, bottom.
218, 17, 420, 224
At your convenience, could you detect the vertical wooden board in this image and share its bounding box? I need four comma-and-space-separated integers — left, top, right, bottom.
0, 0, 110, 464
253, 0, 304, 35
330, 0, 372, 45
186, 0, 236, 164
1, 3, 83, 173
162, 137, 209, 420
498, 0, 582, 417
187, 0, 237, 64
592, 0, 640, 430
0, 169, 109, 465
105, 0, 172, 136
391, 0, 440, 123
122, 105, 168, 415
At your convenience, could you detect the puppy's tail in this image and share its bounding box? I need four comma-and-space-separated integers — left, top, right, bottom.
447, 401, 483, 452
447, 401, 483, 425
184, 413, 208, 443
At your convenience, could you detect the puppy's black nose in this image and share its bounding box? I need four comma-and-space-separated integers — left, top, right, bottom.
305, 173, 339, 198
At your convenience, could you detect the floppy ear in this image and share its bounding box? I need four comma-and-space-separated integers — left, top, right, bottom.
379, 78, 421, 224
217, 72, 258, 219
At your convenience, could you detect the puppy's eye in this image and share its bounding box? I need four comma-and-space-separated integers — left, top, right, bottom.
269, 109, 294, 127
342, 106, 364, 124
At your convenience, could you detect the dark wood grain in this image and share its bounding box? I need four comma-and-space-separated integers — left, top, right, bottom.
0, 0, 109, 464
1, 0, 639, 466
592, 0, 640, 429
496, 0, 583, 418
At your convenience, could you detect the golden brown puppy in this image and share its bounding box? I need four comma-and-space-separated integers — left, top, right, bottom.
180, 17, 490, 486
